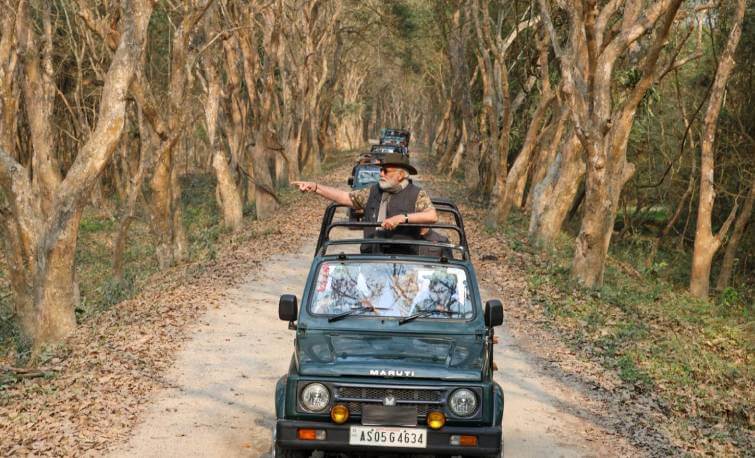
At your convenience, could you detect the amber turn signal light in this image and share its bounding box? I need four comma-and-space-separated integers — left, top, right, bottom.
330, 404, 350, 424
450, 434, 478, 447
426, 411, 446, 429
297, 429, 326, 441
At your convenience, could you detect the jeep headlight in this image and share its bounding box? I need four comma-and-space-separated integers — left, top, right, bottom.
300, 383, 330, 412
448, 388, 477, 417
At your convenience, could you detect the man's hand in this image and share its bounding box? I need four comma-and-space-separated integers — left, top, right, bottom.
292, 181, 317, 193
381, 214, 405, 230
290, 181, 354, 207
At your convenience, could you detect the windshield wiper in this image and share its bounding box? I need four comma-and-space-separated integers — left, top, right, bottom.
399, 309, 457, 325
328, 305, 388, 322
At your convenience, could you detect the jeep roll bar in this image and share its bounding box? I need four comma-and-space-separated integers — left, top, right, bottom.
315, 198, 470, 259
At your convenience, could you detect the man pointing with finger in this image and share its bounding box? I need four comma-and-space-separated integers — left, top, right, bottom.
292, 153, 437, 252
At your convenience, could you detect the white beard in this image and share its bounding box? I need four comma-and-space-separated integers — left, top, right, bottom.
379, 178, 403, 192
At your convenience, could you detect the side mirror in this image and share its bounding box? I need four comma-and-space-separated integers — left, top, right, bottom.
484, 299, 503, 327
279, 294, 298, 322
348, 176, 354, 186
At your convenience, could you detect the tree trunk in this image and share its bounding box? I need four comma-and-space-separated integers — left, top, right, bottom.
437, 117, 460, 171
689, 0, 746, 298
529, 134, 584, 245
112, 215, 131, 283
448, 121, 467, 176
141, 3, 208, 269
252, 143, 279, 220
0, 11, 19, 157
1, 208, 82, 348
571, 137, 635, 287
113, 112, 148, 283
431, 100, 452, 156
537, 0, 683, 288
245, 151, 256, 206
205, 52, 243, 232
149, 151, 186, 268
213, 150, 243, 230
274, 153, 288, 187
0, 0, 153, 349
284, 123, 302, 182
31, 210, 82, 345
495, 93, 554, 222
525, 105, 569, 210
715, 182, 754, 291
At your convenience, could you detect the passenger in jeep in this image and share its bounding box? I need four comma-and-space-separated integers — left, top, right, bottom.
292, 153, 437, 252
410, 271, 470, 318
418, 227, 452, 257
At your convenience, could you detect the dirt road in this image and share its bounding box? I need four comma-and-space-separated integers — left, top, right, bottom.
109, 239, 628, 458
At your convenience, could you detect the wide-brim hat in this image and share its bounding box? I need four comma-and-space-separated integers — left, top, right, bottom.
378, 152, 417, 175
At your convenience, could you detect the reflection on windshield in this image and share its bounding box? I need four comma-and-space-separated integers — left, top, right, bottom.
310, 262, 472, 319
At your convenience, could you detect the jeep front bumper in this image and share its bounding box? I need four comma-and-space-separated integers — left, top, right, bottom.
275, 419, 502, 456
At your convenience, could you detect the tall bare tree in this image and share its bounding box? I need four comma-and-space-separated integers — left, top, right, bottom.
0, 0, 153, 348
279, 0, 342, 178
203, 48, 243, 231
715, 181, 754, 292
690, 0, 747, 298
539, 0, 685, 287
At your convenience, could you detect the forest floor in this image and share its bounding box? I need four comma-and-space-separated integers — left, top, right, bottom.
0, 149, 749, 456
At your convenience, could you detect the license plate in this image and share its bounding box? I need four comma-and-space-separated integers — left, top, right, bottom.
349, 426, 427, 448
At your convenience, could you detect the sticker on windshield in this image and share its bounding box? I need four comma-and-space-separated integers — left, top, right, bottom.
317, 263, 330, 292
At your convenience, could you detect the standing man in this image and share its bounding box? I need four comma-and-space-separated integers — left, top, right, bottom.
292, 153, 437, 251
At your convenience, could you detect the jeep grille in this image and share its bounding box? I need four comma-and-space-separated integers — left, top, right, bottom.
335, 385, 445, 417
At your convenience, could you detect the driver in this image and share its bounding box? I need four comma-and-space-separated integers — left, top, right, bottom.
410, 272, 466, 318
292, 153, 437, 253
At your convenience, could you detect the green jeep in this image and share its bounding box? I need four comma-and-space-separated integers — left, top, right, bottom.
273, 200, 504, 457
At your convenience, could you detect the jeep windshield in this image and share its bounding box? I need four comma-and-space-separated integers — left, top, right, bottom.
309, 261, 473, 319
381, 136, 406, 145
354, 166, 380, 188
371, 145, 400, 154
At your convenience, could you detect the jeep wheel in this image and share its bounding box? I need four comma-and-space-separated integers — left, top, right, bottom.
273, 443, 307, 458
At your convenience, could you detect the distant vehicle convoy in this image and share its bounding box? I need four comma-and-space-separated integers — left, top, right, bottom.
349, 127, 412, 191
272, 129, 505, 457
379, 128, 411, 150
347, 128, 412, 220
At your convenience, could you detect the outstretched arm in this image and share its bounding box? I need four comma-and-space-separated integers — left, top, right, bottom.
291, 181, 353, 207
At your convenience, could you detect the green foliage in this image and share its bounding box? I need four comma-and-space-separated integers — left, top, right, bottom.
389, 1, 420, 38
79, 215, 116, 233
517, 220, 753, 451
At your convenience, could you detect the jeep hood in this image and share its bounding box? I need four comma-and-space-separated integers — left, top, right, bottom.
297, 331, 485, 381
